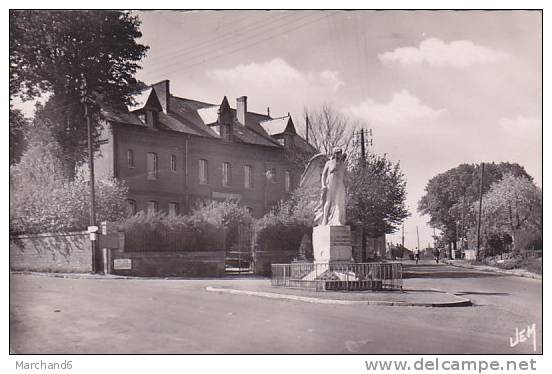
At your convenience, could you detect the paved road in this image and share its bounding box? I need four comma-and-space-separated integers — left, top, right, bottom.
10, 262, 542, 354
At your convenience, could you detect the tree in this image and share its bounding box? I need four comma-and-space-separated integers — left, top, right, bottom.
347, 153, 409, 238
9, 107, 28, 165
10, 127, 128, 234
418, 162, 533, 256
302, 104, 358, 156
9, 10, 149, 172
479, 174, 542, 252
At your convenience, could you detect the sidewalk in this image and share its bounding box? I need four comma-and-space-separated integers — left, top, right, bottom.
206, 283, 472, 307
445, 259, 542, 280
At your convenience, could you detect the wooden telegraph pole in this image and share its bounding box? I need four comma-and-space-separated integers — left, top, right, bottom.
305, 113, 310, 145
360, 128, 366, 161
476, 163, 485, 260
81, 78, 98, 273
416, 226, 420, 252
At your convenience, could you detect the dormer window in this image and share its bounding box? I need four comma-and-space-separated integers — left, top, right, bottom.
138, 110, 158, 128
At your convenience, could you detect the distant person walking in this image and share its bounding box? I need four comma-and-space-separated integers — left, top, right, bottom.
433, 248, 440, 263
414, 247, 420, 264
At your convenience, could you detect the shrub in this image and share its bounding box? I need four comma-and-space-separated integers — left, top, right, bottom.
117, 211, 223, 252
116, 200, 251, 252
255, 209, 312, 254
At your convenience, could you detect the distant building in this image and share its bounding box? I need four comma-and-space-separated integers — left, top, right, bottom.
94, 80, 316, 217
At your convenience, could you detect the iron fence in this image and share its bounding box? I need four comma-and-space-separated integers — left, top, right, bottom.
271, 262, 402, 291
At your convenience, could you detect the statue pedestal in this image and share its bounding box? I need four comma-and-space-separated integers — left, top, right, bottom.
313, 225, 353, 263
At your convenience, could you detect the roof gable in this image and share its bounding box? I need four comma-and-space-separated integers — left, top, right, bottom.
259, 115, 296, 136
127, 88, 163, 112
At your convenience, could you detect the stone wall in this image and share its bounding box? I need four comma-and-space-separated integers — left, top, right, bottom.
10, 232, 92, 273
108, 249, 226, 277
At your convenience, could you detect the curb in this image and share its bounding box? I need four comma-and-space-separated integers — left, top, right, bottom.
205, 286, 472, 307
444, 261, 542, 280
10, 271, 269, 281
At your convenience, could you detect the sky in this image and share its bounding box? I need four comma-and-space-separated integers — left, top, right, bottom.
14, 10, 542, 249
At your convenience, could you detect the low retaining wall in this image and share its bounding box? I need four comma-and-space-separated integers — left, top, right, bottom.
254, 250, 299, 276
108, 249, 226, 277
10, 232, 92, 273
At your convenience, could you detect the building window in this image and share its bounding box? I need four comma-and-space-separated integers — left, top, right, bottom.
199, 159, 208, 184
278, 138, 286, 146
127, 149, 134, 168
126, 199, 137, 216
266, 167, 277, 183
168, 202, 179, 217
246, 206, 254, 215
147, 152, 158, 180
147, 201, 158, 215
222, 162, 232, 186
138, 113, 147, 124
244, 165, 253, 189
170, 154, 177, 172
285, 170, 291, 192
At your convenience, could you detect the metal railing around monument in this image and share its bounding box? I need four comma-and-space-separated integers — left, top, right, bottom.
271, 262, 402, 291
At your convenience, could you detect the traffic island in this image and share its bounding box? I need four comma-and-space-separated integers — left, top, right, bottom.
205, 284, 472, 307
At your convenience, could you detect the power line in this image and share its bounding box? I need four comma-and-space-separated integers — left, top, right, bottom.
142, 11, 321, 77
142, 11, 336, 79
144, 11, 291, 65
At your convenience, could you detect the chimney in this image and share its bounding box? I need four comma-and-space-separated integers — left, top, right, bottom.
236, 96, 247, 126
152, 80, 170, 114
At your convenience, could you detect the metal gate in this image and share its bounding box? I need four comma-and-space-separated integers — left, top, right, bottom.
225, 223, 254, 274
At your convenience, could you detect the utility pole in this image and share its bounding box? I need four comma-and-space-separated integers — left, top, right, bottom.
84, 100, 98, 273
401, 224, 405, 248
476, 163, 485, 259
305, 114, 309, 145
80, 75, 98, 274
360, 128, 366, 161
416, 226, 420, 252
461, 193, 466, 252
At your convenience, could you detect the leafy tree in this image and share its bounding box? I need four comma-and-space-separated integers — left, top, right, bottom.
418, 162, 533, 255
9, 107, 28, 165
347, 153, 409, 238
479, 174, 542, 252
9, 10, 148, 173
10, 127, 128, 234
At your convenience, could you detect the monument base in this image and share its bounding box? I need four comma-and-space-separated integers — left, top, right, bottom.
312, 225, 353, 263
271, 225, 402, 291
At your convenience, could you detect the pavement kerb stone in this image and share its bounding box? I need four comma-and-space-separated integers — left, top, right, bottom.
444, 260, 542, 280
205, 286, 472, 307
10, 271, 267, 281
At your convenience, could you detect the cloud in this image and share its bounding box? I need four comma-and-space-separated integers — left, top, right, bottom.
208, 58, 343, 95
346, 90, 445, 125
379, 38, 508, 68
203, 58, 344, 118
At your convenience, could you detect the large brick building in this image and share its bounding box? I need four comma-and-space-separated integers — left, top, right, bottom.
95, 80, 316, 217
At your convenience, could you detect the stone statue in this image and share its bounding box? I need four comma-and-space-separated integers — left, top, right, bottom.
300, 147, 347, 226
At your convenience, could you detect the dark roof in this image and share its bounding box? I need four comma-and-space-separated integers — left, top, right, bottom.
102, 87, 307, 149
